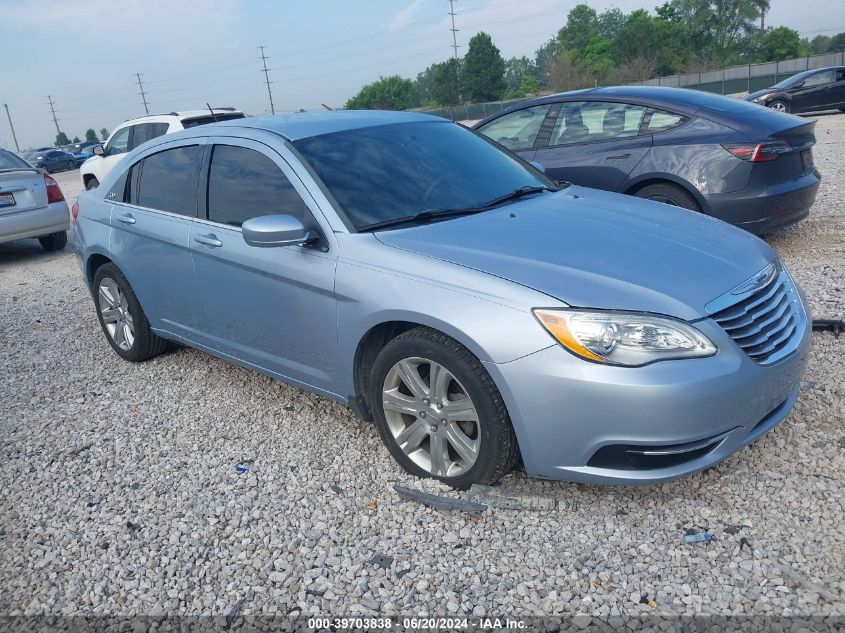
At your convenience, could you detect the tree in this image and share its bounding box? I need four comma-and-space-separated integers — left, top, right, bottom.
558, 5, 600, 53
612, 9, 689, 76
72, 136, 81, 143
503, 56, 537, 96
85, 129, 98, 142
755, 26, 802, 62
345, 75, 415, 110
432, 59, 461, 106
830, 32, 845, 51
462, 32, 506, 102
413, 66, 437, 108
55, 131, 70, 146
99, 128, 109, 141
669, 0, 766, 65
535, 38, 562, 89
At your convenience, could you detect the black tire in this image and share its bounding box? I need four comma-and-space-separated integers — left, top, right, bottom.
768, 99, 790, 114
633, 182, 700, 211
85, 177, 99, 191
92, 263, 167, 362
368, 327, 519, 489
38, 231, 67, 251
66, 160, 75, 171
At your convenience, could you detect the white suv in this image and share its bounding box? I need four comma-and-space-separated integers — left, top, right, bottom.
80, 108, 244, 190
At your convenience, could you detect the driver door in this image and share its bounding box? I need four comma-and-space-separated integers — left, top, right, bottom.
791, 69, 836, 112
189, 137, 340, 395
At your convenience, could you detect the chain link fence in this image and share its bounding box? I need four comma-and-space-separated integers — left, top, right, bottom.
414, 49, 845, 121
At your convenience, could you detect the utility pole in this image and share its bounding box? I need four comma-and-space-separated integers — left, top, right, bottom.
135, 73, 150, 115
4, 104, 20, 152
258, 45, 276, 115
448, 0, 463, 104
47, 95, 60, 135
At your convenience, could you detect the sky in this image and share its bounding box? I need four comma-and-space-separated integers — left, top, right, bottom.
2, 0, 844, 149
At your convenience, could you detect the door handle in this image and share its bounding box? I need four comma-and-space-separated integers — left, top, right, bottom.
194, 233, 223, 248
606, 153, 631, 160
116, 213, 136, 225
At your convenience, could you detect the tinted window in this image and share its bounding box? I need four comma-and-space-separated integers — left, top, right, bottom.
647, 109, 687, 132
136, 145, 201, 216
207, 145, 309, 227
477, 105, 551, 150
837, 68, 845, 82
130, 123, 156, 150
293, 121, 554, 231
106, 126, 130, 156
549, 101, 646, 145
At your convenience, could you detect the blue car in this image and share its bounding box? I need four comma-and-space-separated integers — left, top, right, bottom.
67, 141, 101, 166
72, 111, 810, 487
25, 148, 77, 173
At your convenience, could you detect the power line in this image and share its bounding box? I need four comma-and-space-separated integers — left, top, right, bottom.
135, 73, 150, 115
4, 104, 20, 152
46, 95, 60, 135
258, 45, 276, 115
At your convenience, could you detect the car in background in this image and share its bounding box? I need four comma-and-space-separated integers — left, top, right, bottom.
0, 148, 69, 251
73, 112, 810, 487
69, 141, 101, 166
473, 86, 820, 235
746, 66, 845, 114
25, 148, 77, 173
81, 107, 245, 190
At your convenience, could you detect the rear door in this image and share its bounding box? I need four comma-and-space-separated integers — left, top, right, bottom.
189, 137, 339, 394
108, 140, 204, 338
535, 101, 651, 190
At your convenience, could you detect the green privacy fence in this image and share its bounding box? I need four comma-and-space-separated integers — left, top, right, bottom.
414, 49, 845, 121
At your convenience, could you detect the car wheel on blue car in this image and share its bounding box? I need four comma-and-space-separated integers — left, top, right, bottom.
93, 263, 167, 362
369, 327, 520, 488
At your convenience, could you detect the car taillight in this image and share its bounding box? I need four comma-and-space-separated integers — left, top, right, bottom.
71, 201, 79, 223
722, 141, 790, 162
44, 174, 65, 203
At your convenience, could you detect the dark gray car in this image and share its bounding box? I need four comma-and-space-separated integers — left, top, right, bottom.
473, 86, 820, 234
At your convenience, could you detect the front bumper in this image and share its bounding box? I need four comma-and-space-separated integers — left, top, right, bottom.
0, 201, 70, 245
484, 316, 812, 484
705, 169, 820, 235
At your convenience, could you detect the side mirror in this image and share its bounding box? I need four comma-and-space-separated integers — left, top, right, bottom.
530, 161, 546, 173
242, 214, 315, 248
93, 145, 104, 156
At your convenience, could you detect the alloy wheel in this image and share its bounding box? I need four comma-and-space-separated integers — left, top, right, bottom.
97, 278, 135, 351
769, 102, 787, 113
382, 357, 480, 477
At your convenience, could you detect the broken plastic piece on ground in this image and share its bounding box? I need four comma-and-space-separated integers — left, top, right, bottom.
235, 465, 249, 474
393, 484, 487, 512
369, 553, 393, 568
812, 319, 845, 335
683, 532, 713, 544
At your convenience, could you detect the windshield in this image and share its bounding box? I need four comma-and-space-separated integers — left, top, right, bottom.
293, 121, 554, 231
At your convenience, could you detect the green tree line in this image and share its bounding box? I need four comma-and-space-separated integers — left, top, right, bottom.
345, 0, 845, 111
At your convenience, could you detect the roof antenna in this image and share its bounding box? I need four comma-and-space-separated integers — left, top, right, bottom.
206, 102, 219, 122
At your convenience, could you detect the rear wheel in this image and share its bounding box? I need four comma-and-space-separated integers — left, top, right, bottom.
368, 327, 519, 489
39, 231, 67, 251
66, 160, 75, 171
85, 177, 99, 191
633, 182, 700, 211
92, 263, 167, 362
768, 100, 789, 114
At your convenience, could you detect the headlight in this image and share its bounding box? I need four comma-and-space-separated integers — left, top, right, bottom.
752, 93, 771, 103
533, 309, 717, 366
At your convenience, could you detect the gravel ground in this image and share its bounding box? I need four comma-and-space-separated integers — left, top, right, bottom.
1, 117, 843, 622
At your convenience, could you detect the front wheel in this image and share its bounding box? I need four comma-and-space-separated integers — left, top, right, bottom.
368, 327, 519, 489
66, 160, 75, 171
92, 263, 167, 362
39, 231, 67, 251
633, 182, 700, 211
768, 100, 789, 114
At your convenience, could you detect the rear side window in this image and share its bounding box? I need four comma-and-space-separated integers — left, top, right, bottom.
477, 105, 551, 150
130, 123, 169, 150
646, 109, 688, 133
207, 145, 309, 227
136, 145, 201, 216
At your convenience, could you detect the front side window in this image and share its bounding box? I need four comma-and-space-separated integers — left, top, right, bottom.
647, 109, 688, 132
106, 126, 130, 156
136, 145, 201, 216
803, 70, 835, 87
207, 145, 310, 227
550, 101, 646, 145
476, 104, 551, 150
293, 120, 554, 230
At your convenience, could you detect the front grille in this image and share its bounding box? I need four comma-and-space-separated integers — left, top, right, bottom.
709, 261, 806, 365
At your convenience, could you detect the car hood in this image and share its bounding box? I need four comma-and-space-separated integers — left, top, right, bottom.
374, 187, 775, 320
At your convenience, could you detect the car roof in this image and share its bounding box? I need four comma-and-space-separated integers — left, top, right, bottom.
211, 110, 442, 141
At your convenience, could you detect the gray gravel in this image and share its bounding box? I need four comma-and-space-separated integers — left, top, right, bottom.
1, 116, 844, 619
